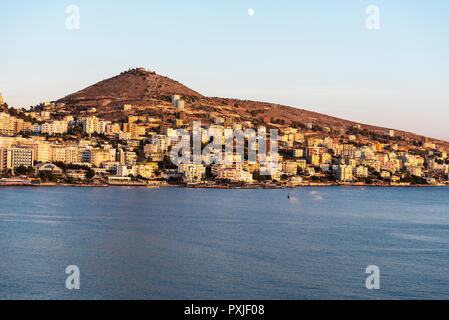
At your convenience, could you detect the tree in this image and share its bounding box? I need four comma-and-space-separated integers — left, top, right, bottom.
38, 171, 58, 182
252, 170, 270, 182
168, 176, 183, 185
159, 155, 177, 169
86, 168, 95, 180
15, 165, 34, 176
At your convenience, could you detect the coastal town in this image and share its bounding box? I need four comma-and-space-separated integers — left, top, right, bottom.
1, 71, 449, 188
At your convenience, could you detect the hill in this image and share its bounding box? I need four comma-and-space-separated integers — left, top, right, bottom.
54, 68, 448, 148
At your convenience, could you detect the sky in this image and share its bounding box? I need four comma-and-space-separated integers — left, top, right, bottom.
0, 0, 448, 140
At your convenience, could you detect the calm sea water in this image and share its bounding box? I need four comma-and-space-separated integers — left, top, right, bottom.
0, 186, 448, 300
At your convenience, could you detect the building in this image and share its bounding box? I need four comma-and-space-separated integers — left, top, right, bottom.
216, 167, 253, 184
91, 148, 114, 167
6, 145, 34, 169
83, 116, 100, 134
408, 166, 422, 177
171, 94, 180, 104
34, 142, 52, 163
178, 163, 206, 184
385, 129, 395, 137
0, 147, 7, 171
116, 165, 134, 177
282, 161, 298, 176
41, 121, 68, 135
51, 145, 66, 163
0, 113, 18, 136
175, 100, 185, 112
66, 170, 87, 180
105, 123, 121, 135
337, 165, 353, 182
124, 151, 137, 166
380, 171, 391, 179
353, 165, 368, 178
65, 145, 80, 164
293, 149, 304, 158
34, 163, 63, 174
134, 163, 156, 179
151, 135, 171, 152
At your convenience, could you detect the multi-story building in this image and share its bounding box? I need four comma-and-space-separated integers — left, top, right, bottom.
65, 146, 80, 164
0, 147, 7, 171
34, 142, 52, 163
41, 121, 68, 135
178, 163, 206, 184
353, 165, 368, 178
175, 100, 185, 112
216, 168, 253, 184
171, 94, 180, 105
293, 149, 303, 158
51, 145, 67, 163
134, 163, 156, 179
380, 171, 391, 179
151, 135, 171, 152
297, 159, 307, 171
124, 151, 137, 166
83, 116, 100, 134
105, 123, 121, 135
0, 113, 21, 136
116, 165, 133, 177
282, 161, 298, 176
6, 145, 34, 169
337, 165, 353, 182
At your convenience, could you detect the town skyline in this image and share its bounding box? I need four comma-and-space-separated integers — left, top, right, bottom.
1, 1, 448, 140
1, 67, 448, 188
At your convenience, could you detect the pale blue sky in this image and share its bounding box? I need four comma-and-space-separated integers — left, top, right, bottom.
1, 1, 448, 140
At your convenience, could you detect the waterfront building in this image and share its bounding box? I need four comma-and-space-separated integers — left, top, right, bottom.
216, 168, 253, 184
282, 161, 298, 176
353, 165, 368, 178
6, 145, 34, 169
337, 165, 353, 182
34, 163, 63, 174
178, 163, 206, 184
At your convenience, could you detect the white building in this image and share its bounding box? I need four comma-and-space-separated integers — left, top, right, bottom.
178, 163, 206, 184
41, 121, 68, 135
83, 116, 100, 134
337, 165, 353, 182
353, 165, 368, 178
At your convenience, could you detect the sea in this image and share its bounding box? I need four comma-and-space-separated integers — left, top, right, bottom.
0, 186, 448, 299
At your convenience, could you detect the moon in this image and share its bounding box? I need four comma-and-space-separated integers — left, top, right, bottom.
248, 8, 255, 16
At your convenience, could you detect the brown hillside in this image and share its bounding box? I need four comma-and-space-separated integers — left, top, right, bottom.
54, 68, 448, 148
58, 68, 203, 108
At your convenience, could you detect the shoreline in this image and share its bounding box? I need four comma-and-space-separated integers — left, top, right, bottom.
0, 182, 447, 188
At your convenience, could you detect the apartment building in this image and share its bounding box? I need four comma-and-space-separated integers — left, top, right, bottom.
337, 165, 353, 182
6, 145, 34, 169
41, 121, 69, 135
